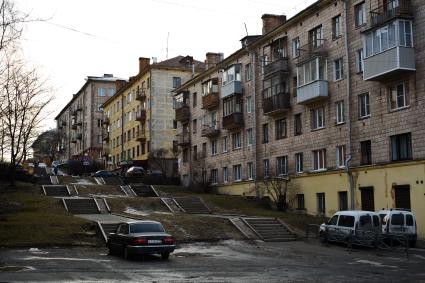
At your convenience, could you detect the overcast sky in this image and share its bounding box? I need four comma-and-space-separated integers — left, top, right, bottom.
15, 0, 316, 129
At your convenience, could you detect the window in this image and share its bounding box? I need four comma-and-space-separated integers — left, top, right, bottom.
211, 139, 218, 155
275, 118, 287, 140
399, 20, 412, 47
210, 169, 218, 184
233, 164, 242, 181
356, 49, 364, 73
332, 15, 342, 39
173, 120, 177, 129
192, 119, 197, 134
313, 149, 326, 171
245, 63, 252, 81
192, 93, 197, 108
394, 185, 411, 209
276, 156, 288, 176
246, 96, 254, 113
246, 128, 253, 147
297, 57, 327, 87
193, 145, 198, 161
262, 124, 269, 143
98, 88, 105, 97
223, 167, 228, 183
334, 58, 343, 81
97, 119, 102, 127
310, 25, 323, 48
360, 140, 372, 165
263, 73, 287, 100
222, 136, 228, 153
317, 193, 326, 215
172, 77, 181, 88
232, 132, 241, 149
359, 93, 370, 118
389, 83, 408, 110
295, 153, 303, 173
108, 88, 115, 96
312, 107, 325, 129
336, 101, 345, 124
263, 159, 270, 178
202, 142, 207, 158
339, 215, 355, 227
336, 145, 346, 168
202, 79, 219, 96
292, 37, 300, 58
355, 2, 366, 27
97, 135, 102, 144
294, 113, 302, 135
297, 194, 305, 210
338, 191, 348, 211
182, 148, 189, 163
223, 95, 242, 116
260, 55, 268, 74
391, 133, 412, 161
222, 64, 241, 85
247, 162, 254, 180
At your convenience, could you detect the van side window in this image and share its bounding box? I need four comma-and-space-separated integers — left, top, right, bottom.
338, 215, 355, 227
373, 215, 380, 227
328, 215, 339, 225
406, 214, 413, 226
359, 215, 371, 227
391, 214, 404, 225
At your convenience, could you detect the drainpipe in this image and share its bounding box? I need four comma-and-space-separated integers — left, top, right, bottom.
344, 0, 354, 210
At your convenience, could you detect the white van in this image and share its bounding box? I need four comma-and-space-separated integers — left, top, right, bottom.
319, 211, 381, 245
378, 209, 417, 247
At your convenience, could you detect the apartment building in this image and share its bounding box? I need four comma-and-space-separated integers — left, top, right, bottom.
175, 0, 425, 237
55, 74, 121, 162
102, 56, 205, 174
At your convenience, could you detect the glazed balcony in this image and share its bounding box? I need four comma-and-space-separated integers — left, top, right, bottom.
202, 93, 219, 110
175, 105, 190, 122
296, 80, 328, 104
263, 92, 291, 115
264, 57, 289, 78
136, 109, 147, 122
176, 131, 191, 147
296, 40, 328, 65
136, 130, 146, 142
221, 81, 242, 99
370, 0, 412, 29
201, 124, 220, 138
222, 113, 243, 130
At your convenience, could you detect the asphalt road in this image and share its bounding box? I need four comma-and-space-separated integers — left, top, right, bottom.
1, 240, 425, 282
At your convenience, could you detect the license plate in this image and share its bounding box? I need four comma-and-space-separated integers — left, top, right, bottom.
148, 239, 162, 244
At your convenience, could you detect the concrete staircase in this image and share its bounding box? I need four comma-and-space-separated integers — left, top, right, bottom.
242, 217, 297, 242
131, 184, 159, 197
98, 222, 120, 242
94, 198, 110, 214
161, 197, 181, 212
63, 198, 100, 214
42, 185, 70, 197
120, 185, 136, 197
173, 197, 211, 214
102, 176, 123, 185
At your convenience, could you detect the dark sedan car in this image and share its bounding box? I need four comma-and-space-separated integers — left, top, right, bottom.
107, 221, 175, 260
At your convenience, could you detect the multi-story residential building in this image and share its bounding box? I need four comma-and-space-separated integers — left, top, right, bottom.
55, 74, 121, 162
102, 56, 205, 175
175, 0, 425, 237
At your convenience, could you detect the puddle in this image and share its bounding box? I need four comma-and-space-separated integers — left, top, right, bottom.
22, 256, 111, 262
0, 266, 35, 272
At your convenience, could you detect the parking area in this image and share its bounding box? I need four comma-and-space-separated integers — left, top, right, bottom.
1, 240, 425, 282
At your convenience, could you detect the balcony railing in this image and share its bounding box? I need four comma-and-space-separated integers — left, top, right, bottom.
201, 124, 220, 138
176, 131, 191, 146
296, 39, 328, 65
136, 130, 146, 141
222, 113, 243, 130
297, 80, 328, 104
370, 0, 412, 28
136, 89, 147, 101
136, 109, 147, 122
263, 92, 291, 115
264, 57, 289, 78
202, 93, 220, 110
221, 81, 243, 99
175, 105, 190, 122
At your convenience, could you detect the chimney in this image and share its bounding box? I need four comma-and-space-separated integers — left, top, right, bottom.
138, 57, 150, 73
205, 52, 223, 69
103, 74, 113, 78
261, 14, 286, 35
115, 79, 126, 92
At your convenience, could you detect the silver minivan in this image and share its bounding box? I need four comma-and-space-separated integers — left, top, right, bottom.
378, 209, 417, 247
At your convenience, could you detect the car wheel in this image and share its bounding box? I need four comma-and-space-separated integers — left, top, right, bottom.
123, 246, 130, 260
161, 252, 170, 260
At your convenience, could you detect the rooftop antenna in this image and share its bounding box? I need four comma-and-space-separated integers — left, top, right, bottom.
166, 32, 169, 59
244, 22, 249, 37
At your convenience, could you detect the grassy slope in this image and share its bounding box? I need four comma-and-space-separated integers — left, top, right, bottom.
0, 182, 101, 247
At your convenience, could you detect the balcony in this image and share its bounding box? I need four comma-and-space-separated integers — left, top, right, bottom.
222, 113, 243, 130
264, 57, 289, 78
201, 124, 220, 138
136, 89, 146, 101
77, 120, 82, 126
76, 133, 82, 140
263, 92, 291, 115
102, 131, 109, 141
296, 40, 328, 65
176, 131, 191, 147
136, 109, 147, 122
175, 105, 190, 122
102, 116, 110, 125
202, 93, 219, 110
76, 104, 83, 111
61, 121, 67, 126
102, 148, 110, 157
221, 81, 242, 99
297, 80, 328, 104
71, 137, 77, 143
136, 130, 146, 142
370, 0, 412, 29
71, 122, 77, 130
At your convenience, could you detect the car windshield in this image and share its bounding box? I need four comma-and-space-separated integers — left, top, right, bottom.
130, 223, 164, 233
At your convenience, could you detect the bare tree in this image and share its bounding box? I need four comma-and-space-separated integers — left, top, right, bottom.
31, 129, 60, 162
0, 0, 26, 52
0, 54, 53, 186
263, 176, 296, 211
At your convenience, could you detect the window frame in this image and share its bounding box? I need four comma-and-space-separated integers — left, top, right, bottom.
389, 82, 408, 110
233, 164, 242, 182
332, 14, 342, 39
355, 1, 366, 28
312, 107, 325, 130
334, 58, 343, 81
313, 149, 326, 171
359, 93, 370, 119
336, 101, 345, 124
